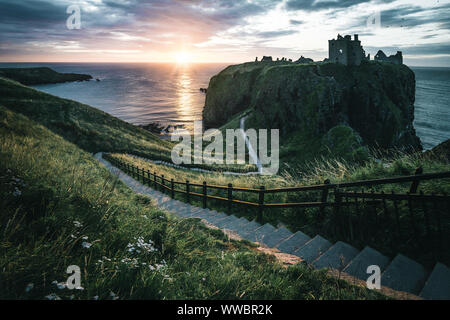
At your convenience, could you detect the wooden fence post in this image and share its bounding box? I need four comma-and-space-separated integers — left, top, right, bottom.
333, 188, 342, 237
320, 179, 330, 219
186, 180, 190, 204
203, 182, 207, 209
257, 186, 265, 223
154, 171, 157, 189
147, 170, 151, 186
228, 183, 233, 211
409, 167, 423, 193
171, 179, 175, 198
161, 175, 165, 192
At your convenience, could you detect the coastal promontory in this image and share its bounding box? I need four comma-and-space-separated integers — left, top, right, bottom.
0, 67, 93, 85
203, 60, 422, 163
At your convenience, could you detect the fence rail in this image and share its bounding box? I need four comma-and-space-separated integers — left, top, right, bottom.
103, 153, 450, 259
104, 153, 450, 211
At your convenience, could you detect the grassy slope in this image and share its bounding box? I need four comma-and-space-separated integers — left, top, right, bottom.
0, 92, 386, 299
0, 67, 92, 85
0, 76, 172, 156
0, 77, 257, 173
111, 150, 450, 268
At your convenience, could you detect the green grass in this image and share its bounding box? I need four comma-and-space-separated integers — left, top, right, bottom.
0, 76, 255, 173
109, 149, 450, 268
0, 67, 92, 85
0, 100, 387, 299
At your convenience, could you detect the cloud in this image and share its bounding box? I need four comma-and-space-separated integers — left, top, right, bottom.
290, 19, 304, 25
0, 0, 449, 65
285, 0, 395, 12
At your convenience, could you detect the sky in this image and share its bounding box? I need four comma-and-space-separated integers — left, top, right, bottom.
0, 0, 449, 66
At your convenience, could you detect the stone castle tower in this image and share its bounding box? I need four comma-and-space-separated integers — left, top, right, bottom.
328, 34, 368, 66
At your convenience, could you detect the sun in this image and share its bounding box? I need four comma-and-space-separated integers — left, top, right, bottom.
175, 51, 191, 64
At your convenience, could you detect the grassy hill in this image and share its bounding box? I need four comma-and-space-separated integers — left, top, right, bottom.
0, 67, 92, 85
0, 76, 257, 173
0, 78, 387, 300
0, 76, 172, 156
204, 61, 421, 167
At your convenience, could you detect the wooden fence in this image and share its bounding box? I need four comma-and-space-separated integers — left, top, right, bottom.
103, 153, 450, 259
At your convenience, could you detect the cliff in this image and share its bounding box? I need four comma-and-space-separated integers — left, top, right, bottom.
0, 67, 92, 85
203, 61, 422, 163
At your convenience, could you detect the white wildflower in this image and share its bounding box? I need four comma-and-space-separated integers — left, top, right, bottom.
110, 291, 119, 300
25, 283, 34, 292
12, 187, 21, 197
82, 241, 92, 249
56, 282, 66, 290
45, 293, 61, 300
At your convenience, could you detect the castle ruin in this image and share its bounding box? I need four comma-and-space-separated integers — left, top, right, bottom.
374, 50, 403, 65
328, 34, 369, 66
254, 34, 403, 66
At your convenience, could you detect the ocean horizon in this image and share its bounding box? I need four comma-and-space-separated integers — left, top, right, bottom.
1, 62, 449, 150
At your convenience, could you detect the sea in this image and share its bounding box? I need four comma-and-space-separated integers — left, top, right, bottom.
0, 62, 449, 150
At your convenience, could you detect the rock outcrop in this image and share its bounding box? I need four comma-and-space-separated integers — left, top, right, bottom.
424, 139, 450, 162
203, 60, 422, 162
0, 67, 93, 85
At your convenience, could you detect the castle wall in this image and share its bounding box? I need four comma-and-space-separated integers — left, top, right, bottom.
328, 35, 366, 66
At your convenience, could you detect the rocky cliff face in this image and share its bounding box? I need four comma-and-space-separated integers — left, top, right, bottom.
203, 61, 422, 162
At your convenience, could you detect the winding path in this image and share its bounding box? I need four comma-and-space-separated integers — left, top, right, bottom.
94, 152, 450, 300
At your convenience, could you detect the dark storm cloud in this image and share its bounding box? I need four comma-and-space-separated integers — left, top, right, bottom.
345, 4, 450, 31
290, 19, 304, 25
373, 4, 450, 29
365, 44, 450, 56
257, 30, 299, 38
285, 0, 395, 12
0, 0, 67, 25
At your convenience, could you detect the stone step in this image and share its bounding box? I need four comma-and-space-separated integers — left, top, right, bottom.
221, 217, 250, 231
191, 209, 213, 220
293, 235, 332, 264
313, 241, 359, 271
214, 215, 240, 228
243, 223, 277, 244
206, 212, 229, 224
381, 254, 428, 295
276, 231, 311, 254
180, 206, 204, 218
342, 246, 390, 281
262, 227, 293, 248
200, 210, 223, 223
229, 217, 251, 232
420, 263, 450, 300
234, 220, 261, 238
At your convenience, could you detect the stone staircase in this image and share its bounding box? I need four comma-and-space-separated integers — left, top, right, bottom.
96, 153, 450, 300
